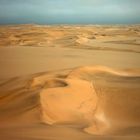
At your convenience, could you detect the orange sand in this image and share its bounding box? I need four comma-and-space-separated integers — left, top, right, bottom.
0, 25, 140, 140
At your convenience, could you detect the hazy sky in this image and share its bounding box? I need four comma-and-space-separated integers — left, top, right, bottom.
0, 0, 140, 24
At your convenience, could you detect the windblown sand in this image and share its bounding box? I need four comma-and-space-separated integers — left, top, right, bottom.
0, 25, 140, 140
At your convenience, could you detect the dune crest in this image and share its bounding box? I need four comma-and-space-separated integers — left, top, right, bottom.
29, 66, 140, 135
0, 65, 140, 138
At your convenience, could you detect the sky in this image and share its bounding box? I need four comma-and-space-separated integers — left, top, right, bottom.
0, 0, 140, 24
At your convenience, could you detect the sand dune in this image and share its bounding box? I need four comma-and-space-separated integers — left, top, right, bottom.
38, 66, 140, 135
0, 25, 140, 139
0, 24, 140, 53
0, 66, 140, 139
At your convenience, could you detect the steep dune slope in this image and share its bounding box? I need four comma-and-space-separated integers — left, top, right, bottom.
1, 66, 140, 139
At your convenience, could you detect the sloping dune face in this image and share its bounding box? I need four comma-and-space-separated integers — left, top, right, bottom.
1, 66, 139, 136
38, 66, 140, 135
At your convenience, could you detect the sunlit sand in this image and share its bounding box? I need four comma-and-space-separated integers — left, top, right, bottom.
0, 24, 140, 140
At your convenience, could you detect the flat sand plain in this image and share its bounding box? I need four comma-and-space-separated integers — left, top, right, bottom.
0, 24, 140, 140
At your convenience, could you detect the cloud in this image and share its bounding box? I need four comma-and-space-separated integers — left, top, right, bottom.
0, 0, 140, 24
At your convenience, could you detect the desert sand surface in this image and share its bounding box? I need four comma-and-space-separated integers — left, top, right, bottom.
0, 24, 140, 140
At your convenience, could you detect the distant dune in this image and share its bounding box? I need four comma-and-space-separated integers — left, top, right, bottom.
0, 24, 140, 53
0, 25, 140, 140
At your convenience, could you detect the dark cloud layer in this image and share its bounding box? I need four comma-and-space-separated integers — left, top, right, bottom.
0, 0, 140, 24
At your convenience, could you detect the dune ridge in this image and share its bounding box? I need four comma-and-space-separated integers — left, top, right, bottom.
38, 66, 140, 135
1, 66, 140, 137
0, 25, 140, 53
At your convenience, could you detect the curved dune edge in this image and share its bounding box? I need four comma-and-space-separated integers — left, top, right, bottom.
1, 66, 139, 136
29, 66, 140, 135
